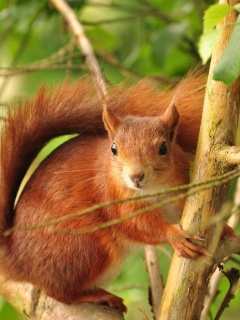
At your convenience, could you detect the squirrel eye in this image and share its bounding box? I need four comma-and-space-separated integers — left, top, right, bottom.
111, 143, 118, 155
159, 141, 167, 155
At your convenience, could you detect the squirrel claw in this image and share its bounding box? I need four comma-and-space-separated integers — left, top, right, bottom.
170, 225, 206, 260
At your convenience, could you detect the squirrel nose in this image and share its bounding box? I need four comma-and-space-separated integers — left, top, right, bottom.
129, 172, 145, 182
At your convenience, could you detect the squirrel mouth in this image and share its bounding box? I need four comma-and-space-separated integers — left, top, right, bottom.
132, 181, 145, 190
136, 182, 143, 189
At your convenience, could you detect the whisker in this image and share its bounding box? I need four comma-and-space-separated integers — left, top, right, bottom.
54, 169, 107, 174
77, 173, 112, 185
52, 159, 125, 189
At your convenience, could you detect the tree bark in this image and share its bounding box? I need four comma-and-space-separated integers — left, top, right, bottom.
0, 275, 124, 320
158, 1, 240, 319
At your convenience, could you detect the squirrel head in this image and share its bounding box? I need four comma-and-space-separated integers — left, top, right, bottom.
103, 103, 180, 192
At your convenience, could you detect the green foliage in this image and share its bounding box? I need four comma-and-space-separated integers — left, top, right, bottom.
1, 0, 209, 98
0, 297, 25, 320
199, 2, 240, 83
199, 28, 220, 64
0, 0, 239, 319
213, 14, 240, 84
203, 4, 232, 31
199, 3, 233, 64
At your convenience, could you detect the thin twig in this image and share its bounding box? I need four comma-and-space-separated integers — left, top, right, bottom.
50, 0, 107, 99
5, 167, 240, 236
0, 65, 86, 77
0, 4, 44, 97
214, 268, 240, 320
144, 246, 164, 317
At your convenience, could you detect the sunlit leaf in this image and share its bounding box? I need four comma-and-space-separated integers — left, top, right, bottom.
213, 15, 240, 84
203, 4, 232, 32
199, 29, 220, 64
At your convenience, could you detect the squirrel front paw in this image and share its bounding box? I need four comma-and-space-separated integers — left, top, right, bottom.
169, 224, 206, 259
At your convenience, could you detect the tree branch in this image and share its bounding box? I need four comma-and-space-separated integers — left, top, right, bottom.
214, 268, 240, 320
50, 0, 106, 98
0, 275, 124, 320
144, 245, 164, 317
216, 146, 240, 165
158, 1, 240, 319
216, 237, 240, 262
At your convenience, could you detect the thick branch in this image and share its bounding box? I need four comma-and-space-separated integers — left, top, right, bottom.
0, 235, 238, 320
158, 1, 240, 319
0, 275, 124, 320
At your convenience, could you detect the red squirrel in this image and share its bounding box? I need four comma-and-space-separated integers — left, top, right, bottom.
0, 73, 229, 312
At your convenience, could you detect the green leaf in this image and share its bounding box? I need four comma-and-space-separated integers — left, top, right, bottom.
199, 29, 220, 64
85, 26, 120, 55
151, 22, 188, 67
203, 4, 232, 32
213, 15, 240, 84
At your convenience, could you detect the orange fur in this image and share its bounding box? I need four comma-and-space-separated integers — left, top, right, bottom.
0, 71, 217, 312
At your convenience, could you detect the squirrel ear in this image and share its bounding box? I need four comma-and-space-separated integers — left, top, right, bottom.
103, 106, 120, 140
162, 104, 180, 141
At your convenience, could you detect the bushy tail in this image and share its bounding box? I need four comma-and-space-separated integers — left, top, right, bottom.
172, 70, 206, 153
0, 79, 104, 237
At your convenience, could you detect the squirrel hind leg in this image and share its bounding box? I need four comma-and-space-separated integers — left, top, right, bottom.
46, 287, 127, 313
76, 288, 127, 313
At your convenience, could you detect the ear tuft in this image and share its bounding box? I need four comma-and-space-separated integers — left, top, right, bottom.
103, 106, 120, 140
162, 104, 180, 141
